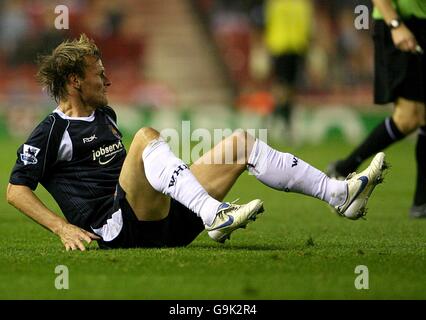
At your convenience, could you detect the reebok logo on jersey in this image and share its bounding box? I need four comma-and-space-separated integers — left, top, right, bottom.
292, 157, 298, 167
168, 164, 189, 187
20, 144, 40, 165
83, 134, 97, 143
92, 141, 124, 165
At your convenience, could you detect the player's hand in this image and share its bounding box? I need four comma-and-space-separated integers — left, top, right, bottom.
391, 24, 419, 53
56, 223, 100, 251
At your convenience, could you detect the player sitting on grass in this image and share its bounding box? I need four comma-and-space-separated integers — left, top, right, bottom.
7, 34, 388, 251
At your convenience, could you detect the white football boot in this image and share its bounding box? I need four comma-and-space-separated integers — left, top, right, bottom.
335, 152, 388, 220
206, 199, 264, 243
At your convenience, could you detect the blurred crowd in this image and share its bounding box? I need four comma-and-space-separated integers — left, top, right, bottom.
0, 0, 146, 106
0, 0, 375, 110
195, 0, 374, 110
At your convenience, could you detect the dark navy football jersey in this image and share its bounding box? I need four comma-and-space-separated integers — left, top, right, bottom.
10, 106, 126, 230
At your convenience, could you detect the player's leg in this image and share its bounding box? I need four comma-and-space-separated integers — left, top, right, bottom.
190, 130, 254, 201
393, 98, 425, 133
272, 54, 299, 136
119, 127, 221, 225
192, 129, 345, 205
118, 128, 171, 221
329, 17, 424, 179
119, 127, 264, 238
328, 97, 422, 178
411, 102, 426, 218
192, 130, 386, 220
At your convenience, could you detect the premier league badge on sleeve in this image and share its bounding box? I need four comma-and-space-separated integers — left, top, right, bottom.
20, 144, 41, 165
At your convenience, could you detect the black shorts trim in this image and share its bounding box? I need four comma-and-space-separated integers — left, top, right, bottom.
97, 184, 204, 249
373, 18, 425, 104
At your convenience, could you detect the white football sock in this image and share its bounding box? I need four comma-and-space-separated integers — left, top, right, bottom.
247, 139, 347, 207
142, 138, 221, 226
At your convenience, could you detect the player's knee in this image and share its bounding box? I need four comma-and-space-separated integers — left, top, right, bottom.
393, 112, 422, 134
6, 184, 14, 205
393, 117, 419, 134
394, 99, 425, 134
133, 127, 160, 147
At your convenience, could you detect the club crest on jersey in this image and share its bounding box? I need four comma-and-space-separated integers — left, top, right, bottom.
109, 125, 121, 140
20, 144, 40, 165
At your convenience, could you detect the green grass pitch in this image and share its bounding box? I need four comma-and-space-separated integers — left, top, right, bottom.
1, 137, 425, 299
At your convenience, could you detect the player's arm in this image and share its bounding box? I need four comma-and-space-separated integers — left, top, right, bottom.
372, 0, 418, 53
7, 183, 99, 251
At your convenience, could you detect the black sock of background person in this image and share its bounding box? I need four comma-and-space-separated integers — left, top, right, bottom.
336, 117, 405, 175
414, 127, 426, 206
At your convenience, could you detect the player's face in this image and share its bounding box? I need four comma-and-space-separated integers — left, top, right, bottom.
79, 57, 111, 108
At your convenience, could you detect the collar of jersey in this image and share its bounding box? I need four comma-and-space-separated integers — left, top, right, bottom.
54, 107, 96, 122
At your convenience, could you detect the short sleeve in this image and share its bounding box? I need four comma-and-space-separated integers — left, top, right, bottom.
9, 116, 56, 190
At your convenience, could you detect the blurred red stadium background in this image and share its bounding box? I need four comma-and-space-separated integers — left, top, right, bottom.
0, 0, 379, 140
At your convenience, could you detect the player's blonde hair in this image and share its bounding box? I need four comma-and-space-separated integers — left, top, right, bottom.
36, 34, 101, 102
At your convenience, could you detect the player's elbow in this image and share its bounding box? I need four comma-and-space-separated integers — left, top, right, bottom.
6, 183, 20, 206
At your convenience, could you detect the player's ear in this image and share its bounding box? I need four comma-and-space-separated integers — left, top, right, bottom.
68, 74, 81, 90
